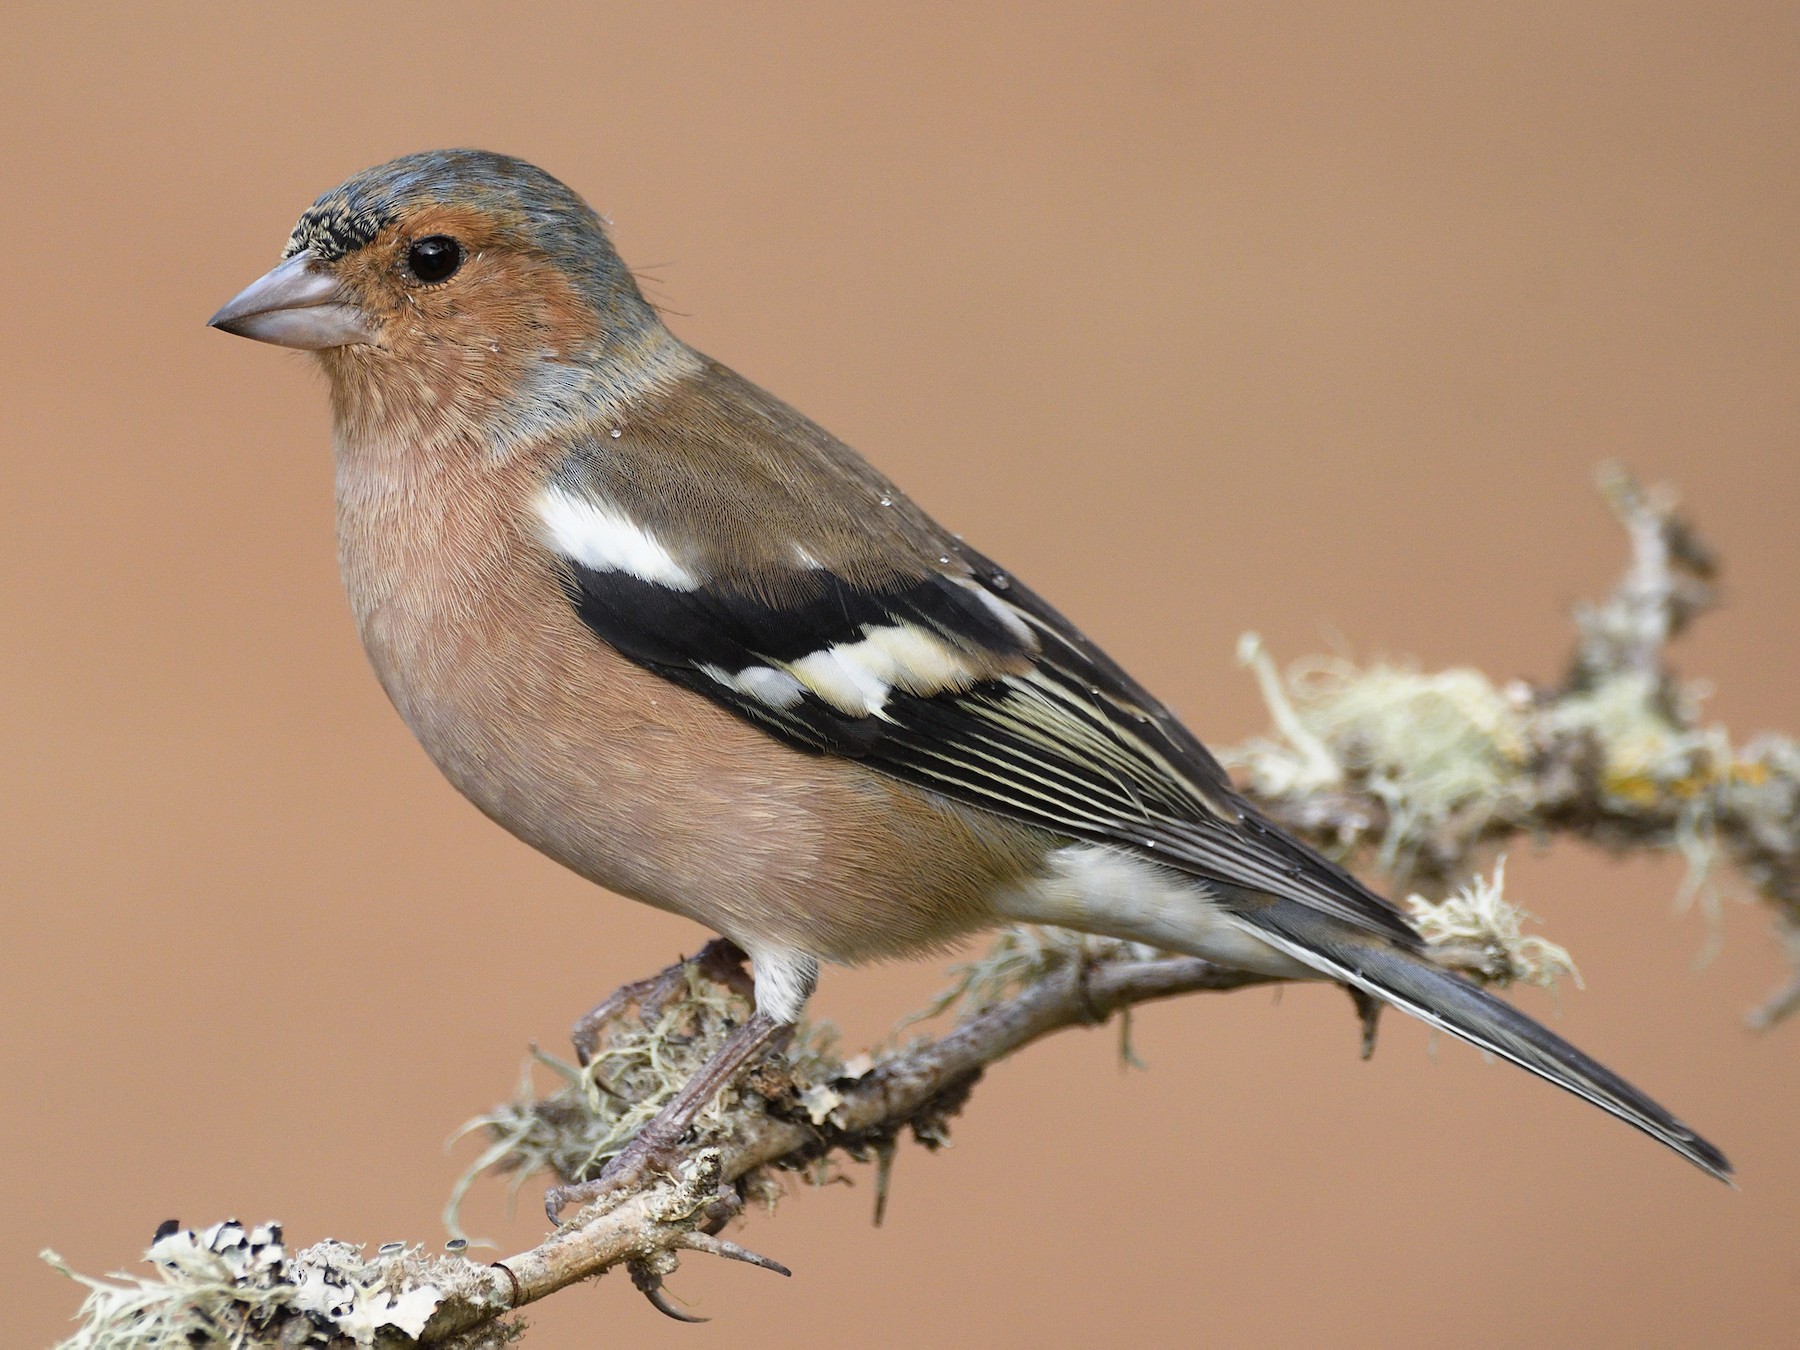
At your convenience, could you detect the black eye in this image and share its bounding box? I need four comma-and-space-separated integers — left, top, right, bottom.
406, 236, 462, 284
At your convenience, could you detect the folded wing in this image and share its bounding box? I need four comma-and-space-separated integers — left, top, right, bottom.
539, 463, 1419, 949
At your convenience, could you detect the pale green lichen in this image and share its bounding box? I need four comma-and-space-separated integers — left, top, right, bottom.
1546, 669, 1756, 959
1225, 634, 1767, 950
1406, 859, 1580, 991
1228, 634, 1530, 873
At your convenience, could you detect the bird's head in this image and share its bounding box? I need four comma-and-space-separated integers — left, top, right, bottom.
210, 150, 669, 444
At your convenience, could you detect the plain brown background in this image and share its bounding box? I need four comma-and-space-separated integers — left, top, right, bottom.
5, 4, 1798, 1347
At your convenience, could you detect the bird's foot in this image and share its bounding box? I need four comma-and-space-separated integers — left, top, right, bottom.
543, 1117, 690, 1222
546, 1007, 791, 1225
626, 1219, 793, 1321
569, 937, 753, 1065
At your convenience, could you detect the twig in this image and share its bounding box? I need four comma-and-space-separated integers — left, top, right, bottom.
416, 954, 1260, 1343
1231, 466, 1800, 1011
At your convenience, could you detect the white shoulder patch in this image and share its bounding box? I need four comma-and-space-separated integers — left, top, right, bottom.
535, 485, 699, 590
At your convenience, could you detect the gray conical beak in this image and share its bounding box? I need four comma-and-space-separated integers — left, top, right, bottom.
208, 250, 376, 350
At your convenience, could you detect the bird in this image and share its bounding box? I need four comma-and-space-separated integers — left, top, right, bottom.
208, 149, 1730, 1221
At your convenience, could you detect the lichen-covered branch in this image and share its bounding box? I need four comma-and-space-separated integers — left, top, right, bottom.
48, 469, 1798, 1347
50, 946, 1269, 1347
1228, 466, 1800, 1023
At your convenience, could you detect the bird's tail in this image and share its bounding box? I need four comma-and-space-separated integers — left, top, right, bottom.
1241, 903, 1733, 1182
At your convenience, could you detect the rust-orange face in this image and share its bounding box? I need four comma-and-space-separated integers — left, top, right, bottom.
209, 150, 642, 374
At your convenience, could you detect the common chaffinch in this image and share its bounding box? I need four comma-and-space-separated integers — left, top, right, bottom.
209, 150, 1728, 1216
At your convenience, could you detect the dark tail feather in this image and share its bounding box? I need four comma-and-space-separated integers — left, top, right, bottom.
1244, 907, 1733, 1182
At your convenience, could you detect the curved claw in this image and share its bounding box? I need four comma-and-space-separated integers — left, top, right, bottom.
630, 1260, 708, 1323
679, 1230, 791, 1277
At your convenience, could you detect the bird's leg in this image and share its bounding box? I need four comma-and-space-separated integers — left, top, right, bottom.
545, 1009, 792, 1222
569, 938, 752, 1065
